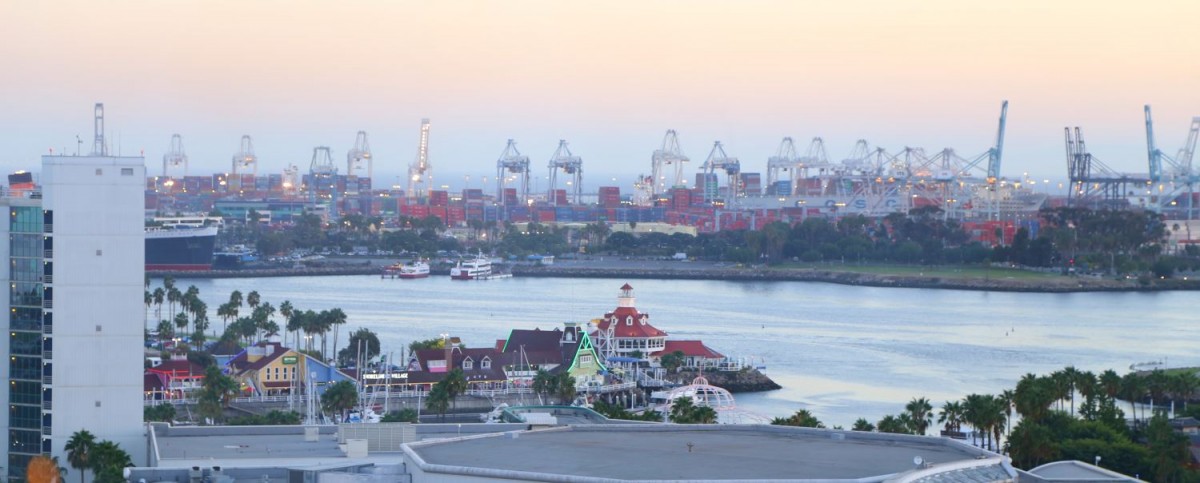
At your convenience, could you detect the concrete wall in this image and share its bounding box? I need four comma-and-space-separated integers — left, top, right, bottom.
42, 156, 147, 466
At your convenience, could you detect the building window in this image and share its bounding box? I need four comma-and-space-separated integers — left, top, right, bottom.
626, 316, 633, 326
481, 357, 491, 370
121, 168, 134, 176
579, 355, 593, 366
462, 358, 473, 370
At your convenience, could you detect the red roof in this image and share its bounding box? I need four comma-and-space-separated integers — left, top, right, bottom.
598, 306, 667, 338
652, 340, 724, 359
147, 359, 206, 378
228, 342, 290, 375
144, 373, 165, 391
620, 283, 633, 291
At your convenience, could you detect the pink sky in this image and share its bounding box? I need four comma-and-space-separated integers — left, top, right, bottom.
1, 0, 1197, 189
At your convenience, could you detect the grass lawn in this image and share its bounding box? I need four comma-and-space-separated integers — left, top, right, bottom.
771, 263, 1062, 280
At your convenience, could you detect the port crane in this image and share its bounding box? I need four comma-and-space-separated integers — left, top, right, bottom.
232, 135, 258, 177
766, 137, 799, 195
547, 140, 583, 205
1144, 105, 1200, 219
408, 119, 432, 201
309, 146, 338, 214
496, 139, 531, 207
282, 164, 300, 198
346, 131, 372, 180
651, 130, 689, 196
162, 134, 188, 177
700, 141, 741, 206
1065, 127, 1147, 209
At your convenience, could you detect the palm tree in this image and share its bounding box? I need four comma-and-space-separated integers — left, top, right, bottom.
532, 369, 555, 405
246, 290, 261, 310
554, 373, 577, 405
327, 308, 348, 362
876, 414, 908, 434
962, 393, 988, 446
321, 380, 359, 422
442, 369, 468, 411
1174, 371, 1199, 412
1121, 372, 1146, 426
1061, 366, 1080, 416
166, 286, 182, 322
228, 290, 243, 312
89, 440, 134, 483
152, 287, 165, 320
771, 409, 825, 428
999, 389, 1015, 437
279, 301, 295, 346
173, 312, 189, 337
425, 383, 451, 421
905, 397, 933, 435
851, 418, 875, 431
64, 429, 96, 483
938, 400, 964, 434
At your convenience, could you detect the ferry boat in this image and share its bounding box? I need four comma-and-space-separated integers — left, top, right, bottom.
396, 259, 430, 279
450, 253, 492, 280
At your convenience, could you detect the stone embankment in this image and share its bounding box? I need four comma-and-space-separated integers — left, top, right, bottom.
150, 265, 452, 279
513, 265, 1200, 293
670, 369, 781, 393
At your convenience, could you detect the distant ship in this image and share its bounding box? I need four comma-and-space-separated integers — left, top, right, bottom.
397, 259, 430, 279
145, 225, 218, 271
450, 253, 492, 280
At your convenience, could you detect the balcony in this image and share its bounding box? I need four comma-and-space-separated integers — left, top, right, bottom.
42, 275, 52, 284
43, 351, 52, 360
42, 426, 51, 436
43, 224, 52, 233
43, 249, 52, 259
42, 300, 52, 309
42, 400, 51, 411
42, 324, 52, 335
42, 376, 52, 385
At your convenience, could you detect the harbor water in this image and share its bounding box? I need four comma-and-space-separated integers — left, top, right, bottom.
162, 275, 1197, 428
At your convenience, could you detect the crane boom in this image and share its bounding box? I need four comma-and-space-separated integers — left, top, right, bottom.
989, 100, 1008, 180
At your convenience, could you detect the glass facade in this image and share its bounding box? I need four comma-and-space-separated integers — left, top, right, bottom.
8, 206, 45, 480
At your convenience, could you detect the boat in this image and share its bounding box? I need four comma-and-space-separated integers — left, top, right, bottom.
214, 244, 258, 269
384, 258, 432, 277
450, 253, 492, 280
145, 225, 218, 271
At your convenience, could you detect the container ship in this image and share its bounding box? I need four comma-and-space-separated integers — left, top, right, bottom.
145, 219, 219, 271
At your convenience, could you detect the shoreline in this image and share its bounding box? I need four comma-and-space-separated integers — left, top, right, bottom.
149, 262, 1200, 293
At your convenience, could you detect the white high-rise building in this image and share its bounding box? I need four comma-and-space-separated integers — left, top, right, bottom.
0, 155, 146, 479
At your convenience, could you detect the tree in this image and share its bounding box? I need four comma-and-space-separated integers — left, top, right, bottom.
669, 396, 717, 424
554, 373, 577, 405
144, 403, 177, 423
279, 300, 295, 347
64, 430, 96, 483
89, 440, 133, 483
337, 327, 381, 367
876, 414, 910, 434
938, 400, 964, 433
442, 369, 468, 411
532, 369, 556, 404
659, 350, 686, 373
321, 380, 360, 422
197, 365, 239, 423
425, 383, 451, 421
770, 409, 824, 428
851, 418, 875, 432
327, 307, 348, 364
905, 397, 933, 435
1007, 420, 1060, 469
27, 455, 62, 483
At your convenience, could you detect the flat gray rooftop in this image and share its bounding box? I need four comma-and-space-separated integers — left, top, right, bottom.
407, 425, 994, 481
156, 432, 346, 460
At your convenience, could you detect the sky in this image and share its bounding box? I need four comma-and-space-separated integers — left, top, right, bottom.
1, 0, 1198, 192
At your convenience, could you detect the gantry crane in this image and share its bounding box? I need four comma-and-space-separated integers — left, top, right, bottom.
162, 134, 188, 177
309, 146, 338, 212
232, 135, 258, 177
346, 131, 372, 180
766, 137, 799, 195
496, 139, 530, 206
408, 119, 432, 200
282, 164, 300, 198
651, 130, 689, 196
547, 140, 583, 205
1066, 127, 1147, 209
700, 141, 741, 205
1145, 105, 1200, 218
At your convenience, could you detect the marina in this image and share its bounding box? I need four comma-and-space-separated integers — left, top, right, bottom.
161, 274, 1200, 427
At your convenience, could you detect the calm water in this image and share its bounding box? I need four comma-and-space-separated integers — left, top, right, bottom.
159, 275, 1196, 428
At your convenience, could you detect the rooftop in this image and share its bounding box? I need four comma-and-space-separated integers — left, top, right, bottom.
404, 424, 1010, 482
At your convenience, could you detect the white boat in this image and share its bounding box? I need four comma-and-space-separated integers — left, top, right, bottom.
450, 253, 492, 280
397, 259, 430, 279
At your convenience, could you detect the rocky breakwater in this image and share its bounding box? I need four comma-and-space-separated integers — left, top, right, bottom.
671, 368, 781, 393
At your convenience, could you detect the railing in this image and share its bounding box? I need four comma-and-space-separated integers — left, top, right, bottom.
43, 275, 52, 284
43, 249, 52, 259
42, 376, 52, 385
42, 324, 51, 335
42, 300, 52, 310
43, 224, 52, 234
42, 426, 51, 436
577, 381, 638, 394
42, 400, 51, 411
43, 351, 52, 360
